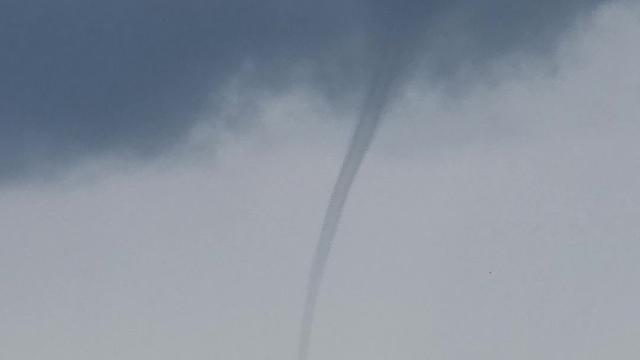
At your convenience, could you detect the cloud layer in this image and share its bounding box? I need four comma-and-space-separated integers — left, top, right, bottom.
1, 0, 607, 182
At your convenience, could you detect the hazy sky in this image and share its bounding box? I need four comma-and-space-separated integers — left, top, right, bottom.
2, 1, 640, 359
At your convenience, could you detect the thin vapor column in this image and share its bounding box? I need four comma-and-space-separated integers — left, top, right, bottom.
297, 64, 402, 360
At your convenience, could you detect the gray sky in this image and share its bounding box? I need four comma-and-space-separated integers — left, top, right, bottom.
2, 0, 640, 359
1, 0, 605, 182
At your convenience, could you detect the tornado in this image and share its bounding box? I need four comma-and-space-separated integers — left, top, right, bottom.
297, 49, 409, 360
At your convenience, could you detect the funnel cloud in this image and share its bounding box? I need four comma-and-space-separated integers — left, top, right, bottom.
298, 49, 408, 360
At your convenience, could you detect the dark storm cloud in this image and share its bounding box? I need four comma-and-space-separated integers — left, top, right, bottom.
0, 0, 606, 181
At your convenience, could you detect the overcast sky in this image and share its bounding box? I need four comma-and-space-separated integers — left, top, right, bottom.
2, 0, 640, 359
